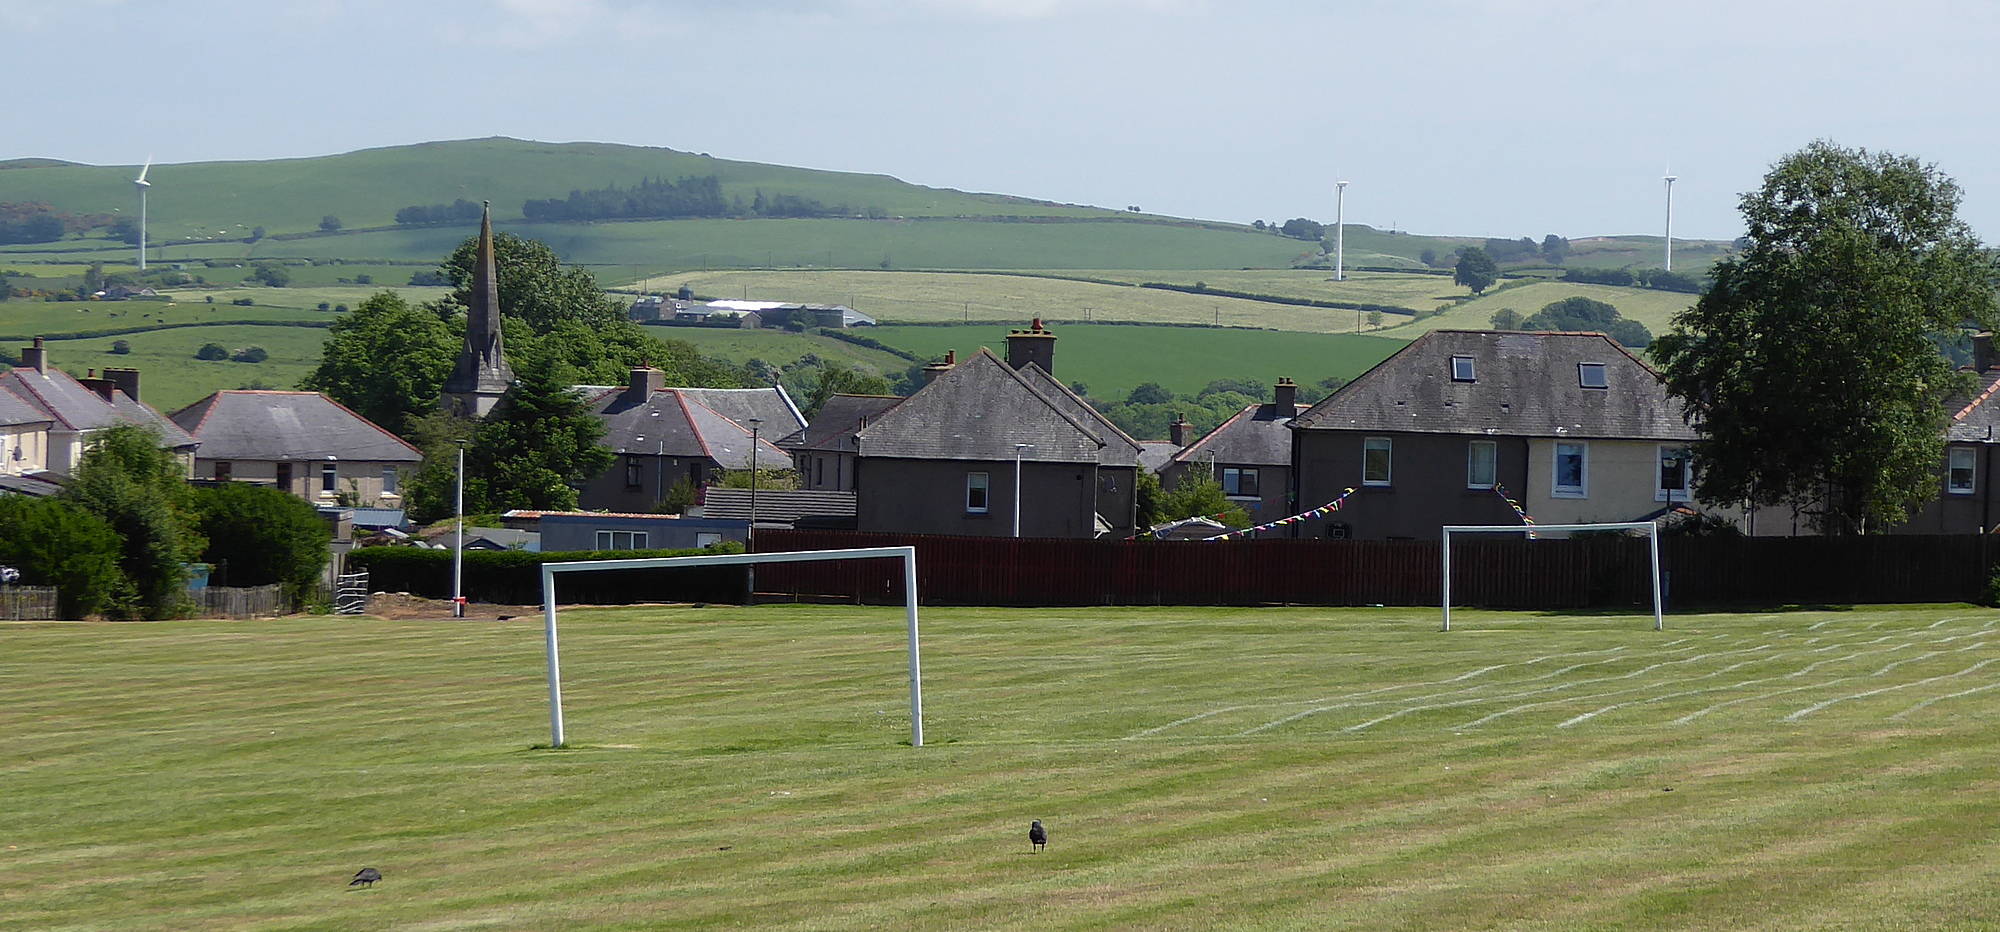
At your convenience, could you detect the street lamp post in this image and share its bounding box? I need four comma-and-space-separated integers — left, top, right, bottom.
452, 439, 468, 618
1013, 443, 1034, 538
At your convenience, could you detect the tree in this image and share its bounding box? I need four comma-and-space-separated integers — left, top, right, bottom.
1490, 308, 1522, 330
0, 497, 126, 618
1366, 310, 1384, 329
439, 231, 622, 331
1420, 248, 1439, 267
1454, 248, 1499, 294
1541, 234, 1571, 263
800, 361, 891, 419
299, 292, 457, 437
196, 343, 230, 361
319, 215, 342, 233
232, 345, 268, 363
61, 424, 203, 619
82, 262, 103, 295
1280, 218, 1325, 241
1157, 469, 1249, 527
109, 339, 131, 355
1520, 296, 1651, 347
248, 226, 266, 242
192, 484, 330, 602
250, 264, 290, 287
465, 355, 615, 513
1651, 141, 1999, 534
1127, 382, 1173, 405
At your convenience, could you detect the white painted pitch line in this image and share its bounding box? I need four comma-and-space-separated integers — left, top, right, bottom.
1808, 619, 1836, 631
1561, 643, 1920, 728
1676, 677, 1858, 725
1124, 704, 1254, 739
1456, 647, 1791, 729
1927, 616, 1964, 630
1890, 680, 2000, 720
1784, 658, 1997, 722
1238, 651, 1653, 736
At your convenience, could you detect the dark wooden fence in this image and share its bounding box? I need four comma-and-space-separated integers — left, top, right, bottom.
753, 530, 1997, 609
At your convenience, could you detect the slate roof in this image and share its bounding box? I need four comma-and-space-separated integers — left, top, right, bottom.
0, 383, 52, 428
853, 350, 1107, 463
778, 394, 904, 453
1947, 371, 2000, 443
169, 391, 422, 462
0, 364, 194, 446
1172, 402, 1302, 468
1013, 363, 1143, 467
699, 488, 858, 524
589, 387, 795, 470
0, 472, 63, 497
1136, 440, 1182, 475
1291, 330, 1697, 441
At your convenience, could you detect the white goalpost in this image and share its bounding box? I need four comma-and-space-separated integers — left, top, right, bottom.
538, 546, 924, 748
1441, 522, 1663, 633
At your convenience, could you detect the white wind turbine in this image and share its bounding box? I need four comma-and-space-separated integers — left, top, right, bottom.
134, 156, 152, 271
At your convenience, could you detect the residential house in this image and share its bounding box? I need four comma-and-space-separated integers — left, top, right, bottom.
780, 392, 905, 492
505, 510, 747, 551
1881, 333, 2000, 535
0, 337, 195, 478
1289, 330, 1710, 540
0, 379, 55, 492
169, 390, 423, 507
576, 368, 803, 512
850, 321, 1143, 538
1164, 378, 1304, 525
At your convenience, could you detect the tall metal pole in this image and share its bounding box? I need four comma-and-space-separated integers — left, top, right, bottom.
541, 566, 565, 748
137, 186, 147, 272
746, 418, 762, 601
1013, 443, 1031, 538
1334, 180, 1349, 282
453, 439, 467, 618
904, 551, 923, 747
1663, 174, 1677, 272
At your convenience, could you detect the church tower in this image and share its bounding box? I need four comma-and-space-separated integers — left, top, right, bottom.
441, 201, 515, 418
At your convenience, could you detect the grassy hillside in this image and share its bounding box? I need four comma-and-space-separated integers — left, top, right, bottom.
33, 324, 330, 411
8, 604, 2000, 928
1377, 280, 1700, 339
865, 323, 1406, 398
645, 325, 915, 380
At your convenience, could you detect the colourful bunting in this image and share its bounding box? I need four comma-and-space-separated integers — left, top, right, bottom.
1492, 483, 1537, 538
1200, 487, 1359, 541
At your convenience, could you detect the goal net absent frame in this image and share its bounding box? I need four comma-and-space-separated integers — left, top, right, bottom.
538, 546, 923, 749
1441, 522, 1663, 633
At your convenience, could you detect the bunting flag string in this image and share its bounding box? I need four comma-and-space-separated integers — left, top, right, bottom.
1491, 483, 1537, 538
1201, 487, 1359, 541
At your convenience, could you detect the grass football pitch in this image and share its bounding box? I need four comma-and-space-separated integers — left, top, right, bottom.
8, 604, 2000, 929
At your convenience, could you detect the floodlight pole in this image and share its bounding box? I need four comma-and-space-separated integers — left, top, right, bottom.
452, 439, 467, 619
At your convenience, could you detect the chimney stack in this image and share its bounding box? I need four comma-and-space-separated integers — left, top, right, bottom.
922, 349, 958, 385
1169, 413, 1191, 447
104, 367, 141, 401
1006, 318, 1056, 374
1273, 377, 1298, 412
626, 366, 665, 404
78, 370, 116, 402
1976, 332, 1998, 374
21, 336, 46, 373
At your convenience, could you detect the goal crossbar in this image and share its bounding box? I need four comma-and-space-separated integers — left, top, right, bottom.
1440, 522, 1662, 632
539, 546, 923, 748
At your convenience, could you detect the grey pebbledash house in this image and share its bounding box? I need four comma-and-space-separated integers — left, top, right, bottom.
850, 321, 1143, 538
1163, 378, 1305, 526
1289, 330, 1712, 540
170, 390, 423, 507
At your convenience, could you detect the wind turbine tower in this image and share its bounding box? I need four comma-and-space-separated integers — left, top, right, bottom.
1662, 170, 1677, 272
133, 156, 152, 271
1334, 180, 1349, 282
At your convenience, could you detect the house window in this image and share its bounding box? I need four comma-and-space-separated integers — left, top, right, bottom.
1578, 363, 1608, 389
1657, 447, 1692, 501
624, 455, 643, 489
381, 466, 399, 495
1949, 447, 1977, 495
1553, 442, 1588, 497
814, 456, 825, 487
594, 530, 650, 551
1451, 355, 1476, 382
1362, 437, 1392, 486
276, 462, 291, 491
695, 532, 723, 547
1466, 440, 1497, 489
1221, 466, 1260, 497
966, 471, 990, 513
320, 463, 338, 494
215, 461, 232, 482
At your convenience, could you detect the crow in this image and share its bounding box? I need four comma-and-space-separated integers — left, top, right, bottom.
1029, 820, 1047, 853
349, 868, 382, 887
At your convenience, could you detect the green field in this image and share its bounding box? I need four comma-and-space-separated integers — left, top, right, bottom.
7, 604, 2000, 929
866, 323, 1408, 398
1378, 281, 1701, 339
645, 325, 917, 379
35, 324, 332, 411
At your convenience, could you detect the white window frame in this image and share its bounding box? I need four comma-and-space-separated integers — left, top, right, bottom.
1362, 437, 1392, 486
1450, 355, 1476, 382
320, 462, 338, 495
1948, 447, 1977, 495
1221, 466, 1260, 498
965, 471, 990, 514
695, 532, 723, 547
1552, 441, 1588, 498
381, 465, 399, 496
1656, 446, 1692, 502
1466, 440, 1497, 489
1578, 363, 1608, 389
594, 529, 650, 551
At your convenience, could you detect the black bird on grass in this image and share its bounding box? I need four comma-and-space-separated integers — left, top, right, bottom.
349, 868, 382, 887
1029, 820, 1047, 852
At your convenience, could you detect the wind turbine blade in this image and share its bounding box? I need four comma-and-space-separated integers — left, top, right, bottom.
135, 155, 152, 185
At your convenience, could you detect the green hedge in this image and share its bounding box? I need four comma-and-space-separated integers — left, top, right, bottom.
348, 542, 748, 605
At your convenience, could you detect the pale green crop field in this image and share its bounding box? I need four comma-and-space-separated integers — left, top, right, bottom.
32, 324, 331, 411
6, 604, 1999, 929
1377, 280, 1702, 338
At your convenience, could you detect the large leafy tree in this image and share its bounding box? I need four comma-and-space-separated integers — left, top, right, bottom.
1651, 141, 1998, 534
406, 356, 616, 519
299, 291, 457, 436
0, 497, 127, 618
1454, 247, 1499, 295
192, 484, 331, 602
439, 231, 624, 330
61, 424, 205, 619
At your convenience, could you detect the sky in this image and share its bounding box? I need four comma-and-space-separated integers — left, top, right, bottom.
4, 0, 1998, 241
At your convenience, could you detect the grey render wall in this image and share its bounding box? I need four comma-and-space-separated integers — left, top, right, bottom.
539, 514, 747, 551
1887, 443, 1997, 535
1292, 430, 1531, 540
858, 457, 1113, 538
578, 453, 715, 513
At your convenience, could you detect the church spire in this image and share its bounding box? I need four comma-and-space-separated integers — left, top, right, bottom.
441, 201, 516, 417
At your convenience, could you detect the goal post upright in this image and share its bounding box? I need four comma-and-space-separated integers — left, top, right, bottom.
537, 546, 924, 749
1440, 521, 1663, 633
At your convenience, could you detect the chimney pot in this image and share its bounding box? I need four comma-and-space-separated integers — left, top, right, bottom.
1273, 376, 1298, 412
1976, 332, 1998, 374
922, 349, 959, 385
1006, 319, 1057, 373
1169, 413, 1191, 447
103, 367, 140, 401
21, 336, 47, 373
627, 366, 665, 403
